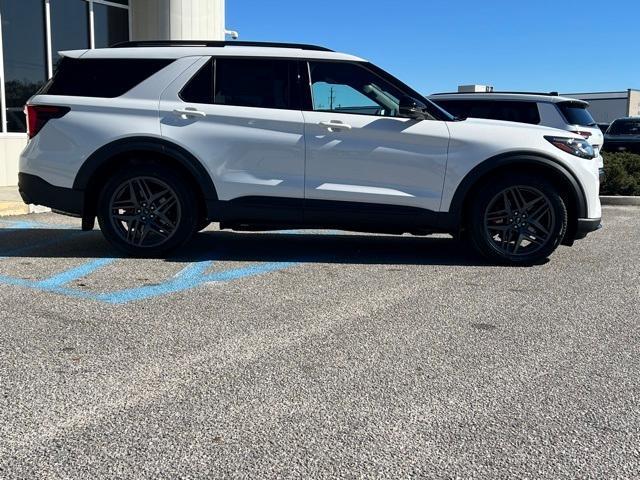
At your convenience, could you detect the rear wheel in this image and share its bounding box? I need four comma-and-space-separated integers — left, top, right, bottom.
97, 165, 197, 256
469, 174, 567, 264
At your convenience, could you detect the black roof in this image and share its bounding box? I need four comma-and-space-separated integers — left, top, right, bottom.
112, 40, 333, 52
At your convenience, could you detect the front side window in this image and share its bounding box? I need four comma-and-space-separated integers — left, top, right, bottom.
214, 58, 298, 110
308, 61, 405, 117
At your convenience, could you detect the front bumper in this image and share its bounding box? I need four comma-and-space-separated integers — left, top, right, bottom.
18, 173, 84, 217
574, 217, 602, 240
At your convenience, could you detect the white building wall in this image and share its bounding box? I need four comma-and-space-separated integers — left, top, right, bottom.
130, 0, 225, 41
0, 136, 26, 186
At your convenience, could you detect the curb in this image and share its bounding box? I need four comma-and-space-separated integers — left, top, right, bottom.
0, 201, 51, 217
0, 201, 30, 217
600, 196, 640, 206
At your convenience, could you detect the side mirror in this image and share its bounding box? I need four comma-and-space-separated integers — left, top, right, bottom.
399, 96, 428, 120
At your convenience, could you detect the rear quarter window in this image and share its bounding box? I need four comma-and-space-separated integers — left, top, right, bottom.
557, 102, 596, 127
433, 99, 541, 125
40, 57, 173, 98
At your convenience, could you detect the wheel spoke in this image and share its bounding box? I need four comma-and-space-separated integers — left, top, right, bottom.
512, 233, 524, 254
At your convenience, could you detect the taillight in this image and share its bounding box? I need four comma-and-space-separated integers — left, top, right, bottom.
571, 130, 592, 139
25, 104, 70, 139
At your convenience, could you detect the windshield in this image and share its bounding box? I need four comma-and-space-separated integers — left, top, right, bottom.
557, 102, 596, 127
608, 119, 640, 136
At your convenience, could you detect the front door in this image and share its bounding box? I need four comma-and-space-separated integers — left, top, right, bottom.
302, 61, 450, 214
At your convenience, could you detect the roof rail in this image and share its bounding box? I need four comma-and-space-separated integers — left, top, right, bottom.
431, 91, 560, 96
111, 40, 333, 52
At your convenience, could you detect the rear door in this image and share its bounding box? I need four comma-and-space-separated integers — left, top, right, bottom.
159, 56, 306, 214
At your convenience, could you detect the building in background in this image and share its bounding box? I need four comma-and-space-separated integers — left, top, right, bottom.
562, 89, 640, 124
0, 0, 225, 187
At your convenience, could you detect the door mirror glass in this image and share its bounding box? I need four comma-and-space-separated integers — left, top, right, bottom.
399, 96, 428, 120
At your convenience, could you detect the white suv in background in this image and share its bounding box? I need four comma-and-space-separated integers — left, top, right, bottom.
429, 92, 604, 167
19, 41, 602, 264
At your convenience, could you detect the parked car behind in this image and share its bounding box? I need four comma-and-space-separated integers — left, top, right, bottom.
603, 117, 640, 154
429, 92, 604, 167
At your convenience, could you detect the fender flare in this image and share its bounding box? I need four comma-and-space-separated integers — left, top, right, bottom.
447, 151, 588, 221
73, 136, 217, 200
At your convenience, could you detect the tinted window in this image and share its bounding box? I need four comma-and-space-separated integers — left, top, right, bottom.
608, 119, 640, 135
41, 58, 172, 98
0, 0, 47, 132
434, 99, 541, 125
557, 102, 596, 127
94, 3, 130, 48
214, 58, 298, 110
180, 60, 214, 104
309, 61, 405, 116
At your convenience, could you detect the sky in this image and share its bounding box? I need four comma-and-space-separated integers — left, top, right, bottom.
227, 0, 640, 95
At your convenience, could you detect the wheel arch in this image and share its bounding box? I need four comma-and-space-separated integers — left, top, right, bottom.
447, 152, 587, 242
75, 136, 217, 224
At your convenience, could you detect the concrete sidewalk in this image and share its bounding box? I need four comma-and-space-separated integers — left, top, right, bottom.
0, 186, 28, 216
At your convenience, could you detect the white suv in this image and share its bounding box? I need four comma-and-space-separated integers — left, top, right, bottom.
19, 41, 602, 264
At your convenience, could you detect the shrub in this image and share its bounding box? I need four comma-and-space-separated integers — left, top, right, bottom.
601, 152, 640, 196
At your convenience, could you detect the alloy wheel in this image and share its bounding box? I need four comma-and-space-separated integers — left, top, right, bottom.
109, 176, 182, 248
484, 185, 556, 257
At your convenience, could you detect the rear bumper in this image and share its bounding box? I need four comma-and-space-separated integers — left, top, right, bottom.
574, 217, 602, 240
18, 173, 84, 216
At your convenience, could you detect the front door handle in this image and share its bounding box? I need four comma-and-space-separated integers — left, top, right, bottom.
173, 108, 207, 119
319, 121, 352, 131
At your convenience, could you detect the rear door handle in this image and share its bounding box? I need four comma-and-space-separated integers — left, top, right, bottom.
173, 108, 207, 119
319, 121, 352, 131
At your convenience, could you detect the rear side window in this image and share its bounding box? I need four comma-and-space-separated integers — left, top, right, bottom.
434, 99, 541, 125
214, 58, 299, 110
40, 57, 173, 98
557, 102, 596, 127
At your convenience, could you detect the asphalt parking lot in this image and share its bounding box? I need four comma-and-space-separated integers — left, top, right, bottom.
0, 205, 638, 479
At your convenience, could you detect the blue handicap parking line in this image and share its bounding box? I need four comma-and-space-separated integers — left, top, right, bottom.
0, 220, 310, 304
34, 258, 116, 288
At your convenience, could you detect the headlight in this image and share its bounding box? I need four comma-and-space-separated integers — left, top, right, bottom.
545, 136, 595, 159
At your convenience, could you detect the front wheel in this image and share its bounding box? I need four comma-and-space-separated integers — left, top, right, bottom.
97, 165, 197, 256
468, 175, 568, 265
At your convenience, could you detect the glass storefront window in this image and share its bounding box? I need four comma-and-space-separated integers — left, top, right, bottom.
0, 0, 47, 132
51, 0, 90, 66
94, 3, 129, 48
0, 0, 129, 133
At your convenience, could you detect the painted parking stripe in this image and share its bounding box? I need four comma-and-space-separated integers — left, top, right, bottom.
34, 258, 116, 288
96, 260, 215, 304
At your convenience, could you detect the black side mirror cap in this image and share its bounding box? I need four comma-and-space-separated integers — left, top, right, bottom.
399, 96, 428, 120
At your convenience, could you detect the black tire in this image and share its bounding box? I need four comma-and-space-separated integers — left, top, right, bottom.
97, 164, 197, 257
468, 174, 567, 265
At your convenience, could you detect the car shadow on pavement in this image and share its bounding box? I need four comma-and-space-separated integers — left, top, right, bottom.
0, 227, 498, 267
